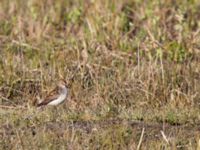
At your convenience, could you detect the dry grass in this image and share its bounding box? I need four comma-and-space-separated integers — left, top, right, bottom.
0, 0, 200, 149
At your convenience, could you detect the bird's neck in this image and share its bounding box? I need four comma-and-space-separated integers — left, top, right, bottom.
60, 86, 67, 94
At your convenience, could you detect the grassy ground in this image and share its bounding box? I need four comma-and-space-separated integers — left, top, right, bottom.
0, 0, 200, 149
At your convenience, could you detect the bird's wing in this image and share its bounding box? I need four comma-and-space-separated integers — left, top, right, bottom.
37, 87, 59, 107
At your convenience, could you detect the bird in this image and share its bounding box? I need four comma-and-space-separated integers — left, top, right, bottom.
37, 80, 68, 107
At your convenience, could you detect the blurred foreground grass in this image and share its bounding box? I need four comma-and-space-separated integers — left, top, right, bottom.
0, 0, 200, 149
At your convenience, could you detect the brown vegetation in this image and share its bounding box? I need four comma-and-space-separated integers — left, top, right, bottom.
0, 0, 200, 149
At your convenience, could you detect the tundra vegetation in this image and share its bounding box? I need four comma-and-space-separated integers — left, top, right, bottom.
0, 0, 200, 149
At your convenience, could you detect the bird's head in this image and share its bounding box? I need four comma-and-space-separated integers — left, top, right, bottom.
57, 79, 67, 88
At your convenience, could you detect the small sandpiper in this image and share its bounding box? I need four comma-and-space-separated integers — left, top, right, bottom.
37, 80, 68, 107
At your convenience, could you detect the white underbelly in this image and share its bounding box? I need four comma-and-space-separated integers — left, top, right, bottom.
47, 94, 67, 105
